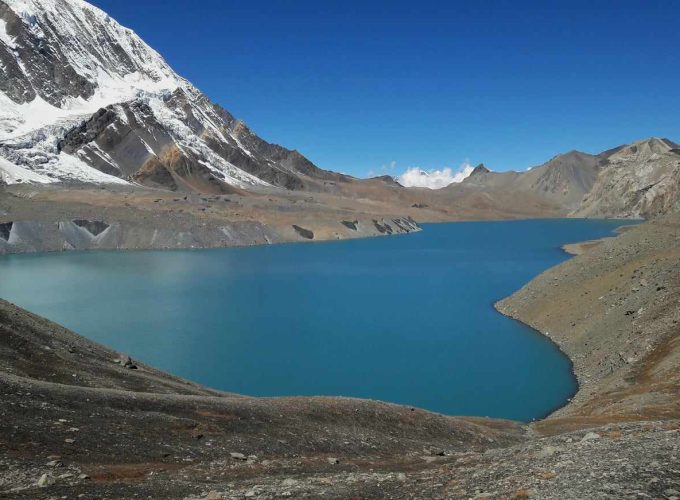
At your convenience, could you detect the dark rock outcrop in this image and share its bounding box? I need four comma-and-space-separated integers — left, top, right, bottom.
72, 220, 109, 237
469, 163, 490, 176
0, 221, 12, 241
373, 219, 393, 234
292, 225, 314, 239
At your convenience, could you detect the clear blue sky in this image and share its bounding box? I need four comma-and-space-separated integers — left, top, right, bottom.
91, 0, 680, 177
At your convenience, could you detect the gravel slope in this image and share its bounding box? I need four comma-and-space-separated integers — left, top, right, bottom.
2, 217, 680, 498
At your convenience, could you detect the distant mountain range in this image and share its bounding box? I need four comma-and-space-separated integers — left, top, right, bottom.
449, 137, 680, 218
1, 0, 679, 221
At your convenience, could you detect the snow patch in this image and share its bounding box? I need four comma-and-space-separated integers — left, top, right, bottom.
52, 152, 129, 184
1, 0, 186, 140
0, 149, 129, 185
0, 156, 53, 183
0, 93, 93, 140
0, 19, 17, 48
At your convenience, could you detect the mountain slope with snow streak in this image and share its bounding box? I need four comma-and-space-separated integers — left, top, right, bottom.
0, 0, 345, 190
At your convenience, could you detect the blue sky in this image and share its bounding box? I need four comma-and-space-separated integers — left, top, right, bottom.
91, 0, 680, 178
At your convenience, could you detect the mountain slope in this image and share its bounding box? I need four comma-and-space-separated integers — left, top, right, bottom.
2, 0, 680, 226
449, 150, 601, 211
449, 139, 680, 218
574, 137, 680, 218
0, 0, 346, 191
519, 150, 601, 210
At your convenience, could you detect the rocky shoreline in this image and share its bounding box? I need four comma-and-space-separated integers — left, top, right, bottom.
1, 217, 679, 498
560, 224, 639, 256
0, 184, 422, 255
497, 215, 680, 424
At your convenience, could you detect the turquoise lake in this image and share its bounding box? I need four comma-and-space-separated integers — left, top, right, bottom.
0, 219, 637, 421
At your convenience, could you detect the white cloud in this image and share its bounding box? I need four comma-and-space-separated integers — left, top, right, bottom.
397, 162, 475, 189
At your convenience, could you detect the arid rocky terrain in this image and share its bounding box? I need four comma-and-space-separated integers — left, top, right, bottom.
498, 215, 680, 425
2, 1, 680, 498
3, 134, 678, 254
2, 216, 680, 499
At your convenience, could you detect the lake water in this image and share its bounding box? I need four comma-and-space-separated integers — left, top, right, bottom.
0, 219, 636, 421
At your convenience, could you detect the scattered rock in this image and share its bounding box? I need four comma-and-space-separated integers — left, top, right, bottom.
581, 432, 601, 442
37, 473, 51, 487
115, 353, 138, 369
327, 457, 340, 465
536, 445, 562, 459
230, 452, 247, 461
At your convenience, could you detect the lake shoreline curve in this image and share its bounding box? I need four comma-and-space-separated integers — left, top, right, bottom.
2, 216, 680, 498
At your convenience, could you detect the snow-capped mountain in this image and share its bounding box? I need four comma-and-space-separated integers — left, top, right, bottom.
0, 0, 344, 191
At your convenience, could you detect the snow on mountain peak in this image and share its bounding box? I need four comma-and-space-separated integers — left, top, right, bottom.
5, 0, 179, 84
0, 0, 195, 186
0, 0, 330, 191
0, 0, 185, 140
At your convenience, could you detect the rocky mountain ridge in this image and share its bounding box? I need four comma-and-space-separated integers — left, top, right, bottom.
453, 137, 680, 218
575, 137, 680, 218
1, 0, 679, 222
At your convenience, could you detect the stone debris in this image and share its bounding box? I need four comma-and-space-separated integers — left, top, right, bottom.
580, 432, 601, 442
114, 353, 138, 369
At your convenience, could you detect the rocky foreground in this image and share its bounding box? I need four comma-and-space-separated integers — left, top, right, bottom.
0, 216, 679, 499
